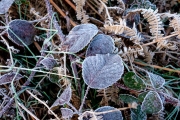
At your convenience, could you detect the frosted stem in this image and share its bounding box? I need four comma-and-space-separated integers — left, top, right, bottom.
79, 86, 90, 112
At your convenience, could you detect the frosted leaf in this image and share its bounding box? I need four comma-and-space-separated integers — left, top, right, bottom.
61, 108, 74, 119
95, 106, 123, 120
7, 19, 36, 46
147, 72, 165, 89
40, 57, 57, 70
82, 54, 124, 89
119, 94, 138, 103
63, 24, 98, 53
0, 72, 23, 85
141, 91, 163, 114
138, 92, 148, 102
49, 69, 59, 83
131, 105, 147, 120
123, 72, 146, 90
0, 0, 15, 14
86, 34, 115, 57
50, 85, 72, 111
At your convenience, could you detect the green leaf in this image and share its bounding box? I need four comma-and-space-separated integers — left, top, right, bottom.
131, 105, 147, 120
49, 69, 59, 84
141, 91, 163, 114
119, 94, 138, 103
138, 92, 148, 102
123, 72, 146, 90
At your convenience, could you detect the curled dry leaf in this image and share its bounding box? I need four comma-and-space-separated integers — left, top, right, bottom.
50, 85, 72, 111
0, 0, 15, 14
61, 108, 74, 119
7, 19, 36, 46
63, 23, 98, 53
86, 34, 115, 57
95, 106, 123, 120
0, 72, 23, 85
82, 54, 124, 89
40, 57, 57, 70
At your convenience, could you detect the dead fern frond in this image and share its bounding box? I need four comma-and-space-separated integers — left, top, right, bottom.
131, 8, 164, 40
142, 9, 164, 39
142, 46, 154, 64
169, 15, 180, 39
119, 44, 144, 61
128, 8, 178, 50
104, 18, 141, 44
97, 86, 122, 106
157, 40, 177, 50
73, 0, 89, 23
96, 0, 108, 13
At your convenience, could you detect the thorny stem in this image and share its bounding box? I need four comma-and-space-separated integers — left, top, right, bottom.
44, 0, 65, 42
134, 60, 180, 74
69, 55, 81, 95
66, 102, 79, 114
0, 98, 14, 117
79, 86, 90, 112
158, 92, 180, 106
22, 58, 43, 87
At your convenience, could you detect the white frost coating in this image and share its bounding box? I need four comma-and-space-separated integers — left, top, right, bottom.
141, 91, 163, 114
86, 34, 115, 57
0, 0, 15, 14
147, 72, 165, 89
64, 24, 98, 53
82, 54, 124, 89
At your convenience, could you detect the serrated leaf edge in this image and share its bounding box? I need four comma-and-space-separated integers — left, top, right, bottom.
141, 91, 163, 114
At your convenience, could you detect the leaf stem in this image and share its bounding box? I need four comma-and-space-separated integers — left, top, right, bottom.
79, 86, 90, 112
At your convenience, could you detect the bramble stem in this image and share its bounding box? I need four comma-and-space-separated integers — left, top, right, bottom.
79, 86, 90, 112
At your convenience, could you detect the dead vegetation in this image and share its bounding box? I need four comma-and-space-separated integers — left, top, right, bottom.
0, 0, 180, 120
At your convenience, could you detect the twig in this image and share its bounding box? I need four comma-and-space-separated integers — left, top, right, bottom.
26, 90, 60, 120
0, 36, 14, 65
133, 60, 180, 74
18, 102, 40, 120
0, 65, 76, 79
86, 1, 104, 20
49, 0, 76, 27
143, 33, 178, 46
65, 0, 76, 10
